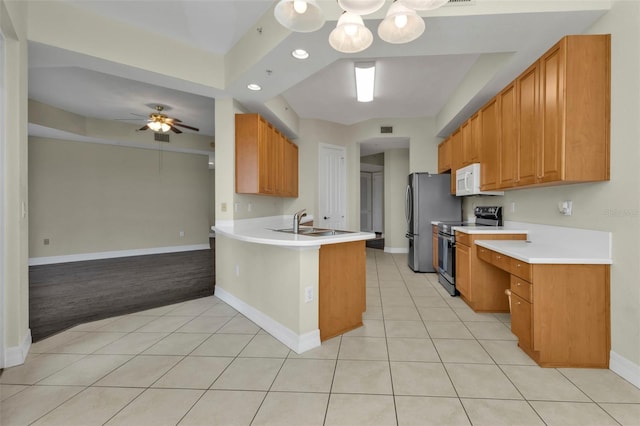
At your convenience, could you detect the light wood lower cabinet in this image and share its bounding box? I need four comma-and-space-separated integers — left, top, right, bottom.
319, 241, 366, 341
480, 247, 610, 368
455, 232, 526, 311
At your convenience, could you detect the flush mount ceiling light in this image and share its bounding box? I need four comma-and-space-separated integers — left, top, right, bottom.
247, 83, 262, 91
329, 12, 373, 53
274, 0, 325, 32
355, 62, 376, 102
378, 1, 425, 44
337, 0, 385, 15
399, 0, 449, 10
291, 48, 310, 59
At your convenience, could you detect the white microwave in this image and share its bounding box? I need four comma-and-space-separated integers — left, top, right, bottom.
455, 163, 504, 196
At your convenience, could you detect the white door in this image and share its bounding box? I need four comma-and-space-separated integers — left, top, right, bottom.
372, 172, 384, 234
318, 144, 346, 230
360, 172, 372, 231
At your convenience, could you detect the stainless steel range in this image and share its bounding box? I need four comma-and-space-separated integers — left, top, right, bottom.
437, 206, 503, 296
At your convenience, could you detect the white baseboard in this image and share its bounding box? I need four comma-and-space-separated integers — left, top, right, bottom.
4, 329, 32, 368
29, 244, 211, 266
384, 247, 409, 254
610, 350, 640, 389
215, 287, 320, 354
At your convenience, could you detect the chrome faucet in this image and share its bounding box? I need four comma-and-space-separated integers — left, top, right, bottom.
293, 209, 307, 234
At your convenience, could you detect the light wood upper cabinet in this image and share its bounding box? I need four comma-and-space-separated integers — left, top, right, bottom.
498, 82, 518, 188
235, 113, 299, 197
437, 138, 452, 173
437, 34, 610, 192
480, 98, 499, 190
538, 35, 610, 184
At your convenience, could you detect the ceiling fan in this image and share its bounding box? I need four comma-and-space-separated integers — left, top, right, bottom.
138, 105, 199, 134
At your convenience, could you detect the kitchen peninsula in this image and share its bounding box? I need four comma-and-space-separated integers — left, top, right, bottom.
214, 216, 375, 353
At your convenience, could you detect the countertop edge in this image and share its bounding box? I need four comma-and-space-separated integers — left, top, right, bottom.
474, 240, 612, 265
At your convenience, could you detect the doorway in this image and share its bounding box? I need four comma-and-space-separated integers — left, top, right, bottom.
318, 143, 346, 230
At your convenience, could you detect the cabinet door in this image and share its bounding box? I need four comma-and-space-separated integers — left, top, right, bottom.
499, 83, 518, 188
516, 62, 540, 186
510, 292, 532, 350
480, 98, 499, 190
461, 120, 471, 167
450, 130, 462, 194
437, 139, 452, 173
455, 243, 470, 298
539, 41, 565, 183
469, 113, 481, 164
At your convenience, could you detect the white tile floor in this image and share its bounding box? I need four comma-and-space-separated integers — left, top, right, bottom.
1, 249, 639, 425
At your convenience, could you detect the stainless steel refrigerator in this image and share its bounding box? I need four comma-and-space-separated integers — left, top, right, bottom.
405, 173, 461, 272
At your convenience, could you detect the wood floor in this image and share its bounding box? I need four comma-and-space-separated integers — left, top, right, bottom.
29, 245, 215, 342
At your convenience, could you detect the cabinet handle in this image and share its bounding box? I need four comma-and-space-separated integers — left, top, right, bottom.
516, 282, 522, 286
516, 301, 521, 305
497, 256, 502, 259
516, 264, 521, 268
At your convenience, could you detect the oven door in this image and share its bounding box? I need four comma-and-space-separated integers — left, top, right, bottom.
438, 231, 456, 286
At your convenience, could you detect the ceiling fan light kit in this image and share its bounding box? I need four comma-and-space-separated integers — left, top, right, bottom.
275, 0, 448, 53
138, 105, 200, 135
329, 12, 373, 53
274, 0, 325, 32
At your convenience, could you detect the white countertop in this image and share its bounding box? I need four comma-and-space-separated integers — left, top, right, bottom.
214, 215, 376, 248
453, 225, 528, 235
475, 239, 612, 264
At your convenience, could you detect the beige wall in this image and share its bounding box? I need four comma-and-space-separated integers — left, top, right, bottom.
384, 149, 410, 251
29, 137, 211, 257
1, 0, 29, 361
216, 235, 319, 334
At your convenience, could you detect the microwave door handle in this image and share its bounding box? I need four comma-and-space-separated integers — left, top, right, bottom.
464, 172, 471, 193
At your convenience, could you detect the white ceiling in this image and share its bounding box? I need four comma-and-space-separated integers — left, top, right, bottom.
27, 0, 610, 154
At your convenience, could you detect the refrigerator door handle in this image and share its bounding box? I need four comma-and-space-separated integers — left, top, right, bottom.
405, 184, 412, 226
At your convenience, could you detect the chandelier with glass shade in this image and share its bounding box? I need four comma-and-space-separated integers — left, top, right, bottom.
274, 0, 449, 53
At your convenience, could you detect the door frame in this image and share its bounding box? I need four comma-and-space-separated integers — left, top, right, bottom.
0, 30, 6, 368
318, 143, 347, 229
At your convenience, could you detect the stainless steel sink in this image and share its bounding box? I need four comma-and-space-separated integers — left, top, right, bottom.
273, 227, 355, 237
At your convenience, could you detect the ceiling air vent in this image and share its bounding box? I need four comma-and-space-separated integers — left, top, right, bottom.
154, 132, 170, 143
380, 126, 393, 134
445, 0, 475, 6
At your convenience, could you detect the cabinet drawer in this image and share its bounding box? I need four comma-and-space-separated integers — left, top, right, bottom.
492, 252, 511, 271
456, 232, 470, 246
477, 246, 493, 263
510, 258, 532, 281
510, 275, 532, 303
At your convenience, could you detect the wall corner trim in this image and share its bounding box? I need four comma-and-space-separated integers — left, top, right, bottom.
215, 286, 320, 354
4, 329, 32, 368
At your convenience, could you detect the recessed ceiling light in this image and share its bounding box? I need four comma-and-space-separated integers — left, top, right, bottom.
247, 83, 262, 91
291, 49, 310, 59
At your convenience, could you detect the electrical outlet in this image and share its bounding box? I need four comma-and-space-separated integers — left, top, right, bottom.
559, 200, 573, 216
510, 202, 516, 213
221, 202, 227, 212
44, 238, 50, 245
234, 203, 239, 212
248, 203, 252, 212
179, 231, 185, 237
235, 264, 240, 277
304, 286, 313, 303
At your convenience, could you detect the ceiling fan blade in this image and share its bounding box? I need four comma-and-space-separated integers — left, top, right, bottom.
138, 125, 149, 131
173, 123, 200, 131
169, 125, 182, 134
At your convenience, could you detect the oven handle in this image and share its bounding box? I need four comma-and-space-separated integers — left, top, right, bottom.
438, 232, 455, 244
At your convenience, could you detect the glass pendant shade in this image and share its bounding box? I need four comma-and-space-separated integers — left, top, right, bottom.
337, 0, 385, 15
329, 12, 373, 53
378, 2, 425, 44
399, 0, 449, 11
147, 121, 161, 132
274, 0, 325, 33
